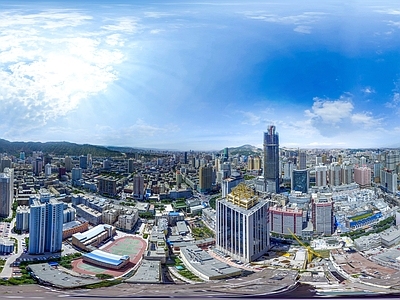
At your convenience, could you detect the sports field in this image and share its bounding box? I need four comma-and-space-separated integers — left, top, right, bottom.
72, 235, 147, 276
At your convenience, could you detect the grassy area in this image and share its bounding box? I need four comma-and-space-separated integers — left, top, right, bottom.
0, 259, 5, 273
171, 256, 202, 282
0, 264, 36, 286
84, 279, 122, 289
191, 223, 215, 240
57, 252, 83, 269
350, 212, 373, 222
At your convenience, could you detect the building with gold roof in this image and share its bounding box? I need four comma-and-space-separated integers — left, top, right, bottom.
216, 183, 270, 263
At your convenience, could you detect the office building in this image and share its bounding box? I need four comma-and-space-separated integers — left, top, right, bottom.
216, 183, 270, 263
133, 175, 144, 199
29, 198, 64, 254
298, 151, 307, 170
33, 157, 43, 176
79, 155, 87, 169
0, 168, 13, 218
291, 169, 309, 193
198, 165, 213, 193
263, 125, 280, 193
0, 157, 11, 172
221, 171, 244, 198
312, 194, 334, 236
128, 159, 134, 173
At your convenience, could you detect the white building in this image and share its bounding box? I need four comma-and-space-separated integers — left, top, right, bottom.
216, 183, 270, 263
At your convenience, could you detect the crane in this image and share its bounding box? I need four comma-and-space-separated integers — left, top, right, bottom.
287, 228, 323, 264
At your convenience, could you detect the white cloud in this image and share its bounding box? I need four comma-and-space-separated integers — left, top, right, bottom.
304, 95, 382, 137
305, 97, 353, 124
361, 86, 375, 94
0, 9, 128, 135
239, 111, 261, 126
101, 17, 138, 33
374, 9, 400, 15
293, 25, 311, 34
243, 11, 325, 34
150, 29, 165, 34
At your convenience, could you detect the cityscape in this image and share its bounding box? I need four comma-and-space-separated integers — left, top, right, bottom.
4, 0, 400, 299
0, 126, 399, 298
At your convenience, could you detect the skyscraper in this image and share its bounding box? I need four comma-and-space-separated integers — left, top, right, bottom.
216, 183, 270, 263
29, 197, 64, 254
0, 168, 13, 218
79, 155, 88, 169
263, 125, 280, 193
198, 165, 213, 193
312, 194, 334, 236
298, 151, 307, 170
64, 156, 72, 172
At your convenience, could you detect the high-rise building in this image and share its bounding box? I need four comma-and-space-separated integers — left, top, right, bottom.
0, 157, 12, 172
128, 159, 134, 173
216, 183, 270, 263
71, 167, 83, 186
33, 157, 43, 176
29, 198, 64, 254
45, 163, 52, 177
221, 171, 244, 198
64, 156, 72, 172
263, 125, 280, 193
97, 176, 117, 196
386, 151, 399, 171
315, 165, 328, 187
298, 151, 307, 170
133, 175, 144, 199
79, 155, 88, 170
341, 163, 353, 184
354, 166, 371, 188
19, 152, 25, 161
87, 154, 92, 169
223, 147, 229, 162
269, 205, 303, 235
312, 194, 334, 235
380, 169, 398, 194
291, 169, 309, 193
329, 162, 341, 186
198, 165, 213, 193
0, 168, 13, 218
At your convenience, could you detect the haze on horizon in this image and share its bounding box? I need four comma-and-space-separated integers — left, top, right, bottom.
1, 0, 400, 151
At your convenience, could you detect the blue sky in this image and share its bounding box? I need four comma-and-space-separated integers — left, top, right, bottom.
1, 1, 400, 150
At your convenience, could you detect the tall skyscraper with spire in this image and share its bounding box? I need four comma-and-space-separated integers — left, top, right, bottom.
263, 125, 280, 193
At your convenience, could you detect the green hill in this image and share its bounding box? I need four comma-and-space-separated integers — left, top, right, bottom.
0, 139, 122, 157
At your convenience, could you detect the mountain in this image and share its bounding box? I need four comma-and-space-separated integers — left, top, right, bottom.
0, 139, 122, 157
224, 144, 262, 156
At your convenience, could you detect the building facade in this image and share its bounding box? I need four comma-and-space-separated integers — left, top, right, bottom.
263, 125, 280, 193
216, 183, 270, 263
0, 168, 13, 218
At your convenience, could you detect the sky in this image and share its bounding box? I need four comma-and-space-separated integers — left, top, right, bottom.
2, 0, 400, 151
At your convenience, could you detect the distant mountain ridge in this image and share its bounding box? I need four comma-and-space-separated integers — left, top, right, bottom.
224, 144, 262, 156
0, 139, 121, 157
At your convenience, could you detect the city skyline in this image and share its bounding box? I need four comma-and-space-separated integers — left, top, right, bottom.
2, 1, 400, 151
